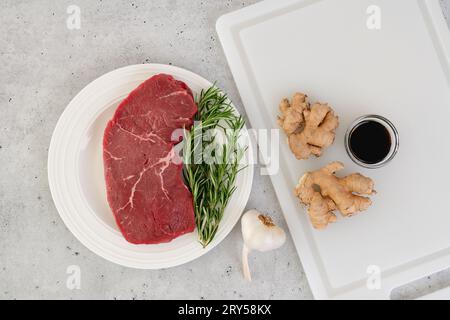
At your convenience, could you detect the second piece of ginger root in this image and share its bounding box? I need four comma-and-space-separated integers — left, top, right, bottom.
294, 161, 375, 229
277, 92, 339, 160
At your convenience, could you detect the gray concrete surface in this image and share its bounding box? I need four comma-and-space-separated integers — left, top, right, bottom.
0, 0, 449, 300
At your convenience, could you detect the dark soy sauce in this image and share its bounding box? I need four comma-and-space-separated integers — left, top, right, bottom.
349, 120, 391, 164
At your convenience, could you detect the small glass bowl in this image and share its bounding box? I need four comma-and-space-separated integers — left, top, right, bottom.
344, 115, 399, 169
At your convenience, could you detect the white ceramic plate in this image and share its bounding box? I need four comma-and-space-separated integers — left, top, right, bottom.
48, 64, 254, 269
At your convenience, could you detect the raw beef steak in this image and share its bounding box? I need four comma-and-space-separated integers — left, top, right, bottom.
103, 74, 197, 244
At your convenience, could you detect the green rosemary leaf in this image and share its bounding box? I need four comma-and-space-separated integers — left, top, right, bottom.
183, 85, 246, 247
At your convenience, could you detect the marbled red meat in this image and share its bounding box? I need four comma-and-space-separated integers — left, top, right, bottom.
103, 74, 197, 244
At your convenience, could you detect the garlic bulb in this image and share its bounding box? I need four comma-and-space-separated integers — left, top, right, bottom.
241, 209, 286, 281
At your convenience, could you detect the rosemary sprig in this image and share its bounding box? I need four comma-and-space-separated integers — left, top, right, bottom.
183, 85, 246, 247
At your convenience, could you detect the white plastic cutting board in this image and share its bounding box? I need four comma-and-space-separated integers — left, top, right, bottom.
217, 0, 450, 299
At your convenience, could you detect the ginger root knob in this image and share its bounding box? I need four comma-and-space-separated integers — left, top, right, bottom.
277, 92, 339, 160
294, 161, 375, 229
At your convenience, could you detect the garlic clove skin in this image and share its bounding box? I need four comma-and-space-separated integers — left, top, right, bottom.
241, 209, 286, 281
244, 224, 286, 252
241, 209, 286, 252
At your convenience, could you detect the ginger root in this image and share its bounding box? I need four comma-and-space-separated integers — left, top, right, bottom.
294, 161, 375, 229
278, 93, 339, 160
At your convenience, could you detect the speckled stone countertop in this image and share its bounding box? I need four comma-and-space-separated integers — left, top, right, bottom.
0, 0, 449, 300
